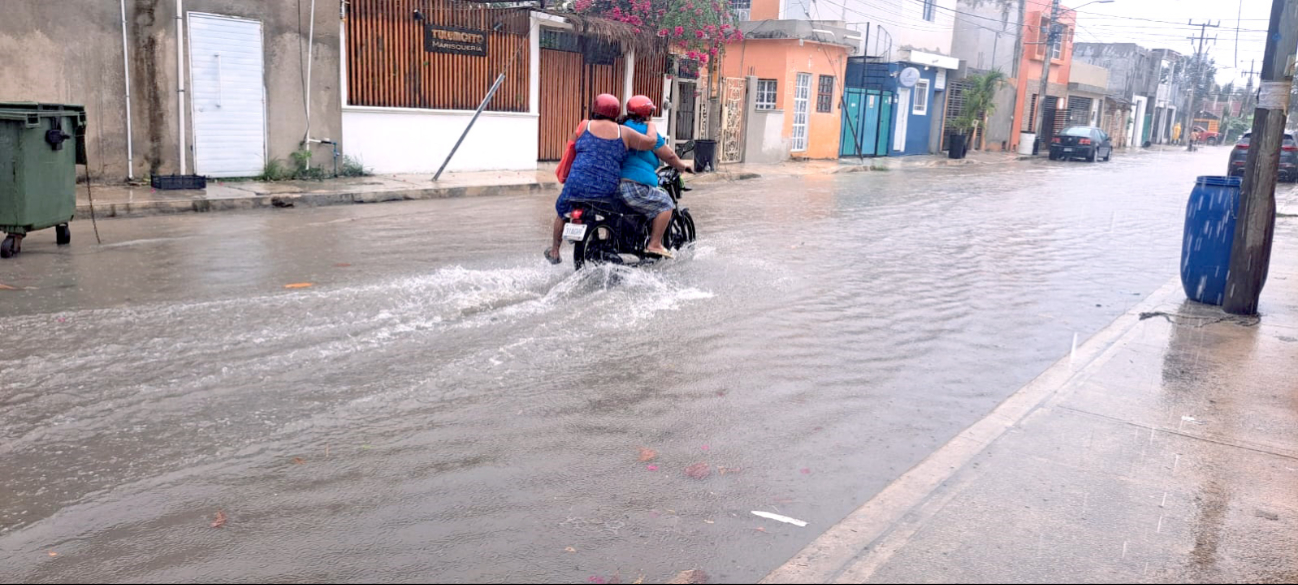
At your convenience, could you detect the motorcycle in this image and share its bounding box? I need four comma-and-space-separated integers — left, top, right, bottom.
561, 167, 697, 270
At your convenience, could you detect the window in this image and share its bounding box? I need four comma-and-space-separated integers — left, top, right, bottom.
913, 79, 929, 115
1052, 33, 1063, 60
816, 75, 835, 113
922, 0, 936, 21
756, 79, 777, 110
729, 0, 751, 21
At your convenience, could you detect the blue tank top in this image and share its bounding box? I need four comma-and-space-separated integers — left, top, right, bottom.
620, 120, 665, 186
561, 124, 627, 201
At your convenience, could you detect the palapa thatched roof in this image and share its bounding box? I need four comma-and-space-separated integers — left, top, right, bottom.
541, 11, 667, 54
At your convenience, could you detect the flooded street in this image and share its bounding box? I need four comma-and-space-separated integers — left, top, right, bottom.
1, 149, 1271, 583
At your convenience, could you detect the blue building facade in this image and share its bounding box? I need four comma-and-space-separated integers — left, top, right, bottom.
842, 59, 948, 157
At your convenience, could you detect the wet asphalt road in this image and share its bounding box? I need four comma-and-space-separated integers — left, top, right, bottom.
0, 148, 1271, 583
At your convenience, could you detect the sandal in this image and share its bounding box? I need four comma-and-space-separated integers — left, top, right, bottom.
644, 247, 675, 260
543, 248, 562, 265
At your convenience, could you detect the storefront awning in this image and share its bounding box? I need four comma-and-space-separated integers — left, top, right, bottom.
901, 50, 959, 70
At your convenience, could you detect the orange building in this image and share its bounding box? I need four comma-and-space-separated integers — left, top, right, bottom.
719, 20, 855, 160
1010, 0, 1077, 152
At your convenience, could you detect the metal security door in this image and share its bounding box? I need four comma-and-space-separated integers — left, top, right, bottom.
188, 13, 267, 177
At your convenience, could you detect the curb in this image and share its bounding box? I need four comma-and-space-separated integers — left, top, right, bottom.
76, 181, 559, 220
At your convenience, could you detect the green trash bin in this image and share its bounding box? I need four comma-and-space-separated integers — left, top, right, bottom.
0, 102, 86, 258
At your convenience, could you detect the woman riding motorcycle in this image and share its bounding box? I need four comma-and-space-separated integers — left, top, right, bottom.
616, 95, 691, 259
546, 94, 661, 264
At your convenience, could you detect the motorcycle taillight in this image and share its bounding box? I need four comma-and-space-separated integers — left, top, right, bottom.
571, 209, 584, 222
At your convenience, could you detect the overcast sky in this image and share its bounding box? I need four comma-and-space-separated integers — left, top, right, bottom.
1072, 0, 1276, 86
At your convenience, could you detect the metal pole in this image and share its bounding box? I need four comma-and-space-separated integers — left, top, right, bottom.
1223, 0, 1298, 315
120, 0, 135, 180
304, 0, 317, 170
176, 0, 187, 175
433, 73, 506, 181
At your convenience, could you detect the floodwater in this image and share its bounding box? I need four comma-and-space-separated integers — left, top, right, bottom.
0, 149, 1243, 583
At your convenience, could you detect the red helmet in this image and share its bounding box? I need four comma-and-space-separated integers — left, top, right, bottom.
592, 93, 621, 119
627, 95, 656, 119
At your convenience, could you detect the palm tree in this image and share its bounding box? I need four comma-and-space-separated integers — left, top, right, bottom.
951, 69, 1007, 151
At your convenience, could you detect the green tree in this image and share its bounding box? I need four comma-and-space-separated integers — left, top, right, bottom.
950, 69, 1008, 150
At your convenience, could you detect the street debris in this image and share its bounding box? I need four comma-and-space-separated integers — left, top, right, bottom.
800, 468, 811, 474
716, 466, 742, 475
333, 263, 352, 268
638, 447, 657, 462
284, 283, 314, 289
0, 283, 17, 290
666, 569, 710, 584
211, 510, 227, 528
684, 463, 710, 480
700, 445, 710, 451
292, 457, 306, 465
564, 546, 577, 553
47, 551, 58, 557
646, 465, 659, 471
751, 511, 807, 527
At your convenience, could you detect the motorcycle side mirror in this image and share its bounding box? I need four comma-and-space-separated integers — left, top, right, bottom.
662, 100, 671, 112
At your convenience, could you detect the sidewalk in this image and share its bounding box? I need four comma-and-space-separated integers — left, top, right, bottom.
73, 164, 761, 220
765, 190, 1298, 583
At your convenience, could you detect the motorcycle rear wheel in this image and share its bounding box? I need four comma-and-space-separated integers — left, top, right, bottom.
573, 224, 622, 270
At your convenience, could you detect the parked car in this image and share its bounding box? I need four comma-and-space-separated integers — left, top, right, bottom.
1049, 126, 1113, 162
1228, 132, 1298, 182
1192, 126, 1221, 145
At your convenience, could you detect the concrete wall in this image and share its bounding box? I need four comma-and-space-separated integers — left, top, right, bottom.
952, 0, 1019, 74
0, 0, 341, 181
342, 108, 539, 174
1073, 43, 1155, 102
745, 111, 789, 163
983, 83, 1018, 150
1071, 62, 1108, 90
778, 0, 956, 58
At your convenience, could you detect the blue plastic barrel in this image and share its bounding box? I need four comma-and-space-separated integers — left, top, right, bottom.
1180, 176, 1241, 305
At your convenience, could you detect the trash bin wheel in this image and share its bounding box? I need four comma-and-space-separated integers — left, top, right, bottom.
1, 235, 15, 259
56, 224, 70, 245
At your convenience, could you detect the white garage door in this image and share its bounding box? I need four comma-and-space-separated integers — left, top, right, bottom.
188, 13, 266, 178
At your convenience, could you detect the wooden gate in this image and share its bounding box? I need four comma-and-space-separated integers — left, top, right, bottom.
537, 31, 628, 161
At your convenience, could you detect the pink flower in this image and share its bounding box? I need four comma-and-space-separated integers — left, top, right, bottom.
674, 25, 684, 36
700, 54, 710, 64
695, 7, 703, 15
695, 29, 705, 39
657, 28, 669, 37
635, 27, 642, 33
721, 24, 731, 31
705, 24, 716, 33
709, 46, 719, 56
687, 50, 698, 59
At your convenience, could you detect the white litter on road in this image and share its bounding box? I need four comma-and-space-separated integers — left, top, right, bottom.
751, 511, 808, 527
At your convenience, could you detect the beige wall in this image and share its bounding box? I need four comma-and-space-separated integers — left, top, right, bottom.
0, 0, 342, 181
1070, 62, 1109, 90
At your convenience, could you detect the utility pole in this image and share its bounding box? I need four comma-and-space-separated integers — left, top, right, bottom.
1242, 59, 1258, 113
1183, 20, 1219, 151
1223, 0, 1298, 315
1032, 0, 1061, 154
1009, 0, 1027, 148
